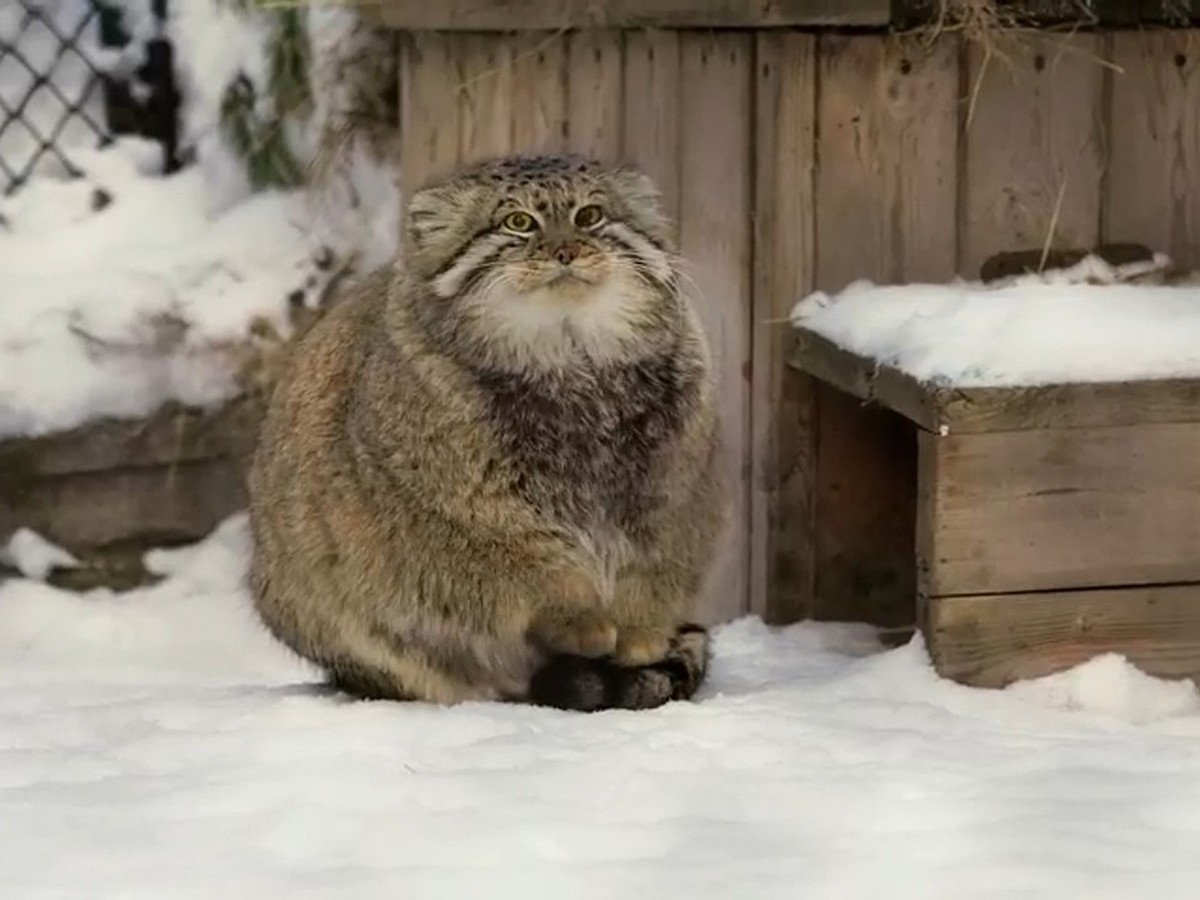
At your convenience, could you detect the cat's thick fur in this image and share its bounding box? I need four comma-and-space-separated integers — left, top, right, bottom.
247, 154, 727, 710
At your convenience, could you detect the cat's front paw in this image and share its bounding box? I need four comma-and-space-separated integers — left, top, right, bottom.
530, 609, 618, 658
614, 626, 673, 667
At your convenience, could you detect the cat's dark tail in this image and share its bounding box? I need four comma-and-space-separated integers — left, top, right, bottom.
525, 623, 709, 712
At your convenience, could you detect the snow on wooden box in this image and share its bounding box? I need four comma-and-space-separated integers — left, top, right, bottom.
789, 266, 1200, 689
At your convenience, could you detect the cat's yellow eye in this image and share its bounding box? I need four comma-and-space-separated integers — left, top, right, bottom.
573, 204, 604, 229
502, 210, 538, 234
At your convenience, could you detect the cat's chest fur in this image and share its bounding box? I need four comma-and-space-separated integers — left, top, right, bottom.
474, 354, 690, 533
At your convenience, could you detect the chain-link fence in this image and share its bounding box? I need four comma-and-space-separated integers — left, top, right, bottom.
0, 0, 178, 196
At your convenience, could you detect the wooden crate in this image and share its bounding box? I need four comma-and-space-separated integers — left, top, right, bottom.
0, 399, 260, 588
790, 327, 1200, 688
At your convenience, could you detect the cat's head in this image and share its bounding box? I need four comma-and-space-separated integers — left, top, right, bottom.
401, 154, 684, 369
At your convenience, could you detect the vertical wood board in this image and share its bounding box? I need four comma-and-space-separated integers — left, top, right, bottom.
566, 30, 624, 161
399, 32, 462, 200
751, 31, 817, 623
960, 34, 1106, 277
678, 31, 753, 623
809, 34, 955, 626
815, 34, 959, 288
457, 34, 515, 163
510, 35, 568, 153
622, 30, 682, 238
1105, 30, 1200, 269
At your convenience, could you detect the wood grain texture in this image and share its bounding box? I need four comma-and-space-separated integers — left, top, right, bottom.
1105, 30, 1200, 269
752, 31, 817, 623
375, 0, 892, 30
809, 34, 953, 627
927, 585, 1200, 689
510, 34, 568, 153
960, 33, 1106, 278
932, 378, 1200, 432
814, 34, 959, 289
399, 32, 461, 198
0, 460, 247, 553
566, 29, 623, 161
457, 34, 514, 163
0, 399, 260, 480
622, 30, 681, 237
678, 31, 753, 623
918, 424, 1200, 597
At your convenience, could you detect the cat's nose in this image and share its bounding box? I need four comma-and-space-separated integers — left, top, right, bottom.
552, 244, 579, 265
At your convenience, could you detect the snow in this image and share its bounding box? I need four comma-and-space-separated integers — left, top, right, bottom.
0, 527, 78, 580
0, 139, 326, 439
5, 516, 1200, 898
790, 267, 1200, 388
0, 1, 400, 440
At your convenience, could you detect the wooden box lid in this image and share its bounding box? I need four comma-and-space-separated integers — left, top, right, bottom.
788, 273, 1200, 434
789, 327, 1200, 435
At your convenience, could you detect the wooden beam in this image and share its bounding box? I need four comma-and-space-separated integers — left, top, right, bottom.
926, 584, 1200, 689
751, 31, 817, 625
678, 31, 754, 624
0, 459, 247, 553
0, 397, 260, 480
374, 0, 891, 31
789, 326, 1200, 433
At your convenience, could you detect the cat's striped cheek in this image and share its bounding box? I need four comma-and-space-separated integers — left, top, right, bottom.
431, 233, 514, 298
601, 221, 674, 285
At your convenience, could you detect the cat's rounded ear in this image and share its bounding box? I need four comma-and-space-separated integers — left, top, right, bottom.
403, 178, 490, 264
606, 165, 673, 246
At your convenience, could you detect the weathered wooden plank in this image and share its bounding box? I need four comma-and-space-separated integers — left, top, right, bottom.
0, 398, 260, 481
918, 423, 1200, 597
398, 32, 461, 197
751, 31, 816, 624
566, 29, 623, 161
510, 34, 568, 153
815, 33, 959, 288
960, 33, 1106, 278
0, 460, 247, 553
457, 34, 515, 163
622, 30, 681, 238
789, 326, 1200, 433
375, 0, 892, 31
934, 378, 1200, 432
678, 31, 753, 623
1105, 30, 1200, 270
926, 584, 1200, 689
807, 33, 954, 627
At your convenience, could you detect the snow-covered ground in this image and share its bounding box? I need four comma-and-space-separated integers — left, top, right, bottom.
791, 261, 1200, 387
4, 516, 1200, 899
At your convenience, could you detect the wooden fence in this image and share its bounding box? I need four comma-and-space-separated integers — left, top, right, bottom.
393, 25, 1200, 626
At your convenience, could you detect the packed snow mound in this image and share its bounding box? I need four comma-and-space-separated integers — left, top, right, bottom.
0, 141, 322, 440
4, 516, 1200, 898
1007, 653, 1200, 724
791, 277, 1200, 387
